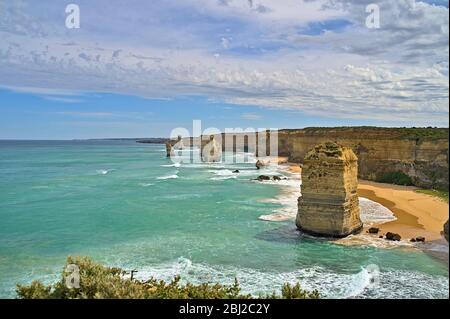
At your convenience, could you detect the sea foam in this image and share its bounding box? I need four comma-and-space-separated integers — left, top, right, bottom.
133, 257, 449, 299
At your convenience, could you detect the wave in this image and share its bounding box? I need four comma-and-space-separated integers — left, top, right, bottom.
258, 176, 301, 222
139, 183, 154, 187
336, 233, 416, 249
161, 163, 181, 168
157, 174, 179, 180
132, 257, 449, 299
208, 169, 235, 176
211, 176, 238, 181
359, 197, 396, 226
96, 169, 114, 175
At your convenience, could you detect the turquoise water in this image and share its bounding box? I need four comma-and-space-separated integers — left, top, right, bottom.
0, 140, 448, 298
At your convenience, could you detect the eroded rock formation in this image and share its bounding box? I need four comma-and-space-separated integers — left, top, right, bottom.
277, 127, 449, 189
201, 135, 222, 162
296, 142, 363, 238
165, 135, 184, 158
177, 127, 449, 189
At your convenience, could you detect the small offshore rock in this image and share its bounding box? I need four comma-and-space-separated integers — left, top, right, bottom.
232, 170, 240, 173
273, 176, 282, 181
410, 238, 417, 242
385, 232, 401, 241
256, 175, 271, 181
368, 227, 379, 234
415, 236, 425, 242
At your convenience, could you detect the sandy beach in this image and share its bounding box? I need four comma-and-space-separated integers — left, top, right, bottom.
280, 163, 448, 242
358, 180, 449, 241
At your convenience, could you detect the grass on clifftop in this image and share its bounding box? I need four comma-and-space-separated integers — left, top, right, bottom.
16, 256, 319, 299
415, 189, 449, 203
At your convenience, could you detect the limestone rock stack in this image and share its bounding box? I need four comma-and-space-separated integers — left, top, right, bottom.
296, 142, 363, 237
201, 135, 222, 162
165, 135, 184, 158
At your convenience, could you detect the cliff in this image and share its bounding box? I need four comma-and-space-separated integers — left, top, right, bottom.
277, 127, 449, 189
177, 127, 448, 189
296, 142, 363, 237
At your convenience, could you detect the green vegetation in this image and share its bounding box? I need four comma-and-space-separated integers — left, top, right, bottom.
415, 189, 449, 203
16, 256, 319, 299
376, 171, 414, 186
292, 127, 449, 140
399, 127, 449, 140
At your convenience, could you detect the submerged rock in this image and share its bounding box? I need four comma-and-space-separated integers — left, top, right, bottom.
411, 236, 425, 243
385, 232, 401, 241
296, 142, 363, 238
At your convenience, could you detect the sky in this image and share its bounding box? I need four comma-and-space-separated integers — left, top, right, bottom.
0, 0, 449, 139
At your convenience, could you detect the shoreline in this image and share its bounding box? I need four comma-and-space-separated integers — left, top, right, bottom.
273, 163, 448, 248
358, 180, 449, 242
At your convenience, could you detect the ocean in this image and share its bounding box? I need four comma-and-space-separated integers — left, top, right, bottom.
0, 140, 448, 298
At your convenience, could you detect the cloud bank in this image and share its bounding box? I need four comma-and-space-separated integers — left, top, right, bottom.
0, 0, 448, 125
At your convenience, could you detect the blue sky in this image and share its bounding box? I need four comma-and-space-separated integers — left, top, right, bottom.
0, 0, 448, 139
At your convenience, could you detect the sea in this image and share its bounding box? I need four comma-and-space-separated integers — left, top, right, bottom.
0, 140, 448, 298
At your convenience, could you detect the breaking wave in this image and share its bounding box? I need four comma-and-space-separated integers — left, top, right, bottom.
96, 169, 114, 175
157, 172, 179, 180
359, 197, 397, 226
133, 257, 449, 299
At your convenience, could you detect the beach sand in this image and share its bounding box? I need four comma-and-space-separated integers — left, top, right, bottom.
358, 180, 449, 241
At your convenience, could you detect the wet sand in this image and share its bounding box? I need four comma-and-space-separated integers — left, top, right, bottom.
358, 180, 449, 241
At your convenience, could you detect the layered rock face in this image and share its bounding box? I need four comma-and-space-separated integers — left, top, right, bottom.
179, 127, 448, 189
296, 142, 363, 238
278, 127, 449, 189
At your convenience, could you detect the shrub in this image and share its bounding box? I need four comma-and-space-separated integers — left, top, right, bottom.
376, 171, 413, 186
16, 256, 319, 299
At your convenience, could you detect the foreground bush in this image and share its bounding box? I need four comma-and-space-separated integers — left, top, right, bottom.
16, 256, 319, 299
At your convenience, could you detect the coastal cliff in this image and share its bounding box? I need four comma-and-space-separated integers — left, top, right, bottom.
278, 127, 449, 189
177, 127, 448, 189
296, 142, 363, 237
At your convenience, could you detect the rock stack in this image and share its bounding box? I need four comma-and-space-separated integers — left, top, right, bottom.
296, 142, 363, 238
201, 135, 222, 162
165, 135, 184, 158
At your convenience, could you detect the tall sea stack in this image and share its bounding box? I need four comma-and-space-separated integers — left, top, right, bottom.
165, 135, 184, 158
201, 135, 222, 162
296, 142, 363, 238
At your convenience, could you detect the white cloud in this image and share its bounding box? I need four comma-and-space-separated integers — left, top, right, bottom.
0, 0, 448, 125
241, 112, 263, 120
